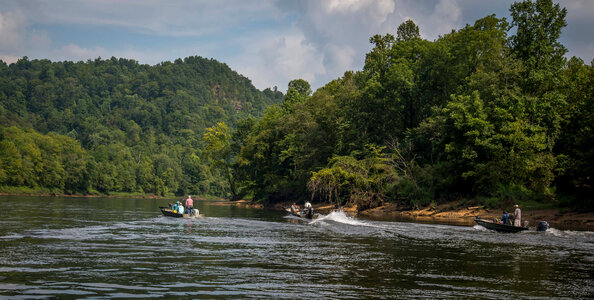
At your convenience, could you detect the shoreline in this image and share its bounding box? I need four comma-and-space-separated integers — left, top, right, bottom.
230, 200, 593, 231
3, 192, 592, 231
351, 203, 594, 231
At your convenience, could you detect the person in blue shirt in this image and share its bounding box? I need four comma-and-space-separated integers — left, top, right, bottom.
501, 210, 509, 225
171, 201, 184, 213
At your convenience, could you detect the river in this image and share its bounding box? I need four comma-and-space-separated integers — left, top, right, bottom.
0, 195, 592, 299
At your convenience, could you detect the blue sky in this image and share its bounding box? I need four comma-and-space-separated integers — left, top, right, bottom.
1, 0, 592, 91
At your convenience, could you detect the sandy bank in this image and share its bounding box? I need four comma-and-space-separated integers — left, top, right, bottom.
351, 203, 593, 231
256, 200, 593, 231
160, 197, 594, 231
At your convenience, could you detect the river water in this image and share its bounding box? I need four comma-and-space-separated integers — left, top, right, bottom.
0, 196, 592, 299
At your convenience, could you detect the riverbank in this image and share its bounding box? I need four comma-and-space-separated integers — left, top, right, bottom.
8, 191, 589, 231
254, 200, 593, 231
351, 202, 594, 231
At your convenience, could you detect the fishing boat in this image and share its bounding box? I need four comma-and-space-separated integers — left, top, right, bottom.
474, 216, 528, 233
285, 207, 315, 219
159, 206, 200, 218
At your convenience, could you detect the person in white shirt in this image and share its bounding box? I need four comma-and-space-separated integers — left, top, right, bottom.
513, 204, 522, 227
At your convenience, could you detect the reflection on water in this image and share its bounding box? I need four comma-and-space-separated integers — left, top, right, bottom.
0, 195, 592, 299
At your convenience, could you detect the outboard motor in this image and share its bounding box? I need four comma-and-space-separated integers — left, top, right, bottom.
304, 207, 314, 219
536, 221, 549, 232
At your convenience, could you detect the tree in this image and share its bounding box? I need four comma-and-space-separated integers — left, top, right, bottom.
554, 58, 594, 210
287, 79, 312, 97
397, 20, 420, 42
0, 56, 283, 196
203, 122, 238, 200
509, 0, 567, 93
283, 79, 312, 113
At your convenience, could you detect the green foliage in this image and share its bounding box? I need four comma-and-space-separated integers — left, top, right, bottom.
1, 1, 590, 212
396, 20, 420, 42
308, 145, 396, 210
287, 79, 312, 97
553, 58, 594, 210
0, 126, 90, 193
0, 56, 282, 196
509, 0, 567, 94
477, 196, 501, 209
231, 1, 591, 211
203, 122, 241, 200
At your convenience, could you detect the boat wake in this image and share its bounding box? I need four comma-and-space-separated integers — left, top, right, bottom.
473, 224, 489, 232
545, 227, 594, 238
311, 210, 373, 227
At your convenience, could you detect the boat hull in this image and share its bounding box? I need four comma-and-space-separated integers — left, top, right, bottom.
160, 207, 200, 218
475, 218, 528, 233
285, 208, 314, 219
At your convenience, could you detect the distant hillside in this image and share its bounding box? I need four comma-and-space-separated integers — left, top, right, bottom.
0, 56, 284, 196
0, 56, 282, 144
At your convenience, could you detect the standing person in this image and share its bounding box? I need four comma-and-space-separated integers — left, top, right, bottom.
513, 204, 522, 227
185, 195, 194, 214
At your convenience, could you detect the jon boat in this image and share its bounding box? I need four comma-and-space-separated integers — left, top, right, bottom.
159, 206, 200, 218
474, 216, 528, 233
285, 207, 314, 219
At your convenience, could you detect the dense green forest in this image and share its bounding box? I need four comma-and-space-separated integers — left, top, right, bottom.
224, 0, 592, 210
0, 56, 283, 196
1, 0, 591, 211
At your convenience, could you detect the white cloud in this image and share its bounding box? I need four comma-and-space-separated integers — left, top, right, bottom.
56, 43, 194, 65
59, 44, 107, 61
1, 0, 593, 91
0, 8, 52, 62
229, 28, 326, 91
422, 0, 462, 39
568, 42, 594, 64
272, 0, 466, 89
0, 55, 20, 64
272, 0, 400, 88
0, 9, 27, 53
323, 44, 356, 75
558, 0, 594, 63
12, 0, 282, 37
29, 29, 51, 50
323, 0, 395, 24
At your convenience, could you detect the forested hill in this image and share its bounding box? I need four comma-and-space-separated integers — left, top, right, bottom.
0, 56, 283, 196
228, 1, 593, 211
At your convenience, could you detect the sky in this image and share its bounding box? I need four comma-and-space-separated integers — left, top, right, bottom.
1, 0, 592, 91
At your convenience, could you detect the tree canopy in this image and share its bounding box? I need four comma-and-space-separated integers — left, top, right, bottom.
230, 1, 592, 211
1, 1, 591, 211
0, 56, 283, 196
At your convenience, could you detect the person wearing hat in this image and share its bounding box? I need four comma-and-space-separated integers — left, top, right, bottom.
513, 204, 522, 227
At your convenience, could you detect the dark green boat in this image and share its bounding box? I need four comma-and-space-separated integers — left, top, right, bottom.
474, 216, 528, 233
159, 206, 201, 218
285, 207, 315, 219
